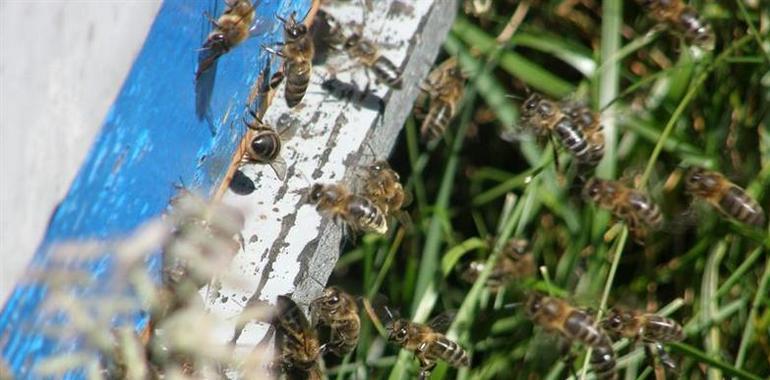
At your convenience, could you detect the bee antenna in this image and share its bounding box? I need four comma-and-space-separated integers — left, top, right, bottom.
505, 94, 524, 101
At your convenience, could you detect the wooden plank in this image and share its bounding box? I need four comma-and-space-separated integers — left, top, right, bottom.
0, 0, 311, 377
206, 0, 458, 354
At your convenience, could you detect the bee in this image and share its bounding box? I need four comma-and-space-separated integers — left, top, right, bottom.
311, 286, 361, 356
266, 11, 314, 108
684, 166, 766, 227
360, 160, 411, 220
273, 295, 322, 380
239, 107, 288, 179
460, 238, 535, 291
324, 13, 403, 89
386, 312, 470, 380
583, 178, 663, 244
561, 101, 604, 166
635, 0, 715, 50
418, 57, 466, 142
519, 93, 603, 167
525, 293, 617, 380
306, 183, 388, 235
602, 308, 684, 370
196, 0, 256, 79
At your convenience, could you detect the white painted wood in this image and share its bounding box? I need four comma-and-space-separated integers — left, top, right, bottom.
205, 0, 457, 362
0, 1, 161, 304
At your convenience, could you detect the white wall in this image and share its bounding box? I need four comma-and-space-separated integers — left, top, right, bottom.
0, 1, 161, 304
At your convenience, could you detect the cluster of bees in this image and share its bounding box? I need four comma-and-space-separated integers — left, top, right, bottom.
114, 0, 766, 379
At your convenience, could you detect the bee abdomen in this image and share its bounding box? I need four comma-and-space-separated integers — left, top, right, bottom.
553, 119, 591, 162
564, 310, 603, 346
679, 7, 715, 48
628, 192, 663, 228
590, 342, 618, 380
421, 101, 453, 142
372, 56, 403, 89
285, 61, 312, 107
432, 337, 470, 367
720, 186, 766, 226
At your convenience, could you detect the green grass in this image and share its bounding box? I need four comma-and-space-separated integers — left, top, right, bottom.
326, 1, 770, 379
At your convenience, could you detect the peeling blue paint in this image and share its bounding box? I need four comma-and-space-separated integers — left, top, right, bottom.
0, 0, 310, 377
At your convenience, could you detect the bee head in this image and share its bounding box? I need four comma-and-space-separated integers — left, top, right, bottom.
344, 33, 361, 49
525, 292, 545, 317
521, 93, 542, 117
387, 319, 410, 344
684, 166, 717, 193
308, 184, 326, 203
601, 308, 625, 332
582, 178, 603, 200
286, 23, 308, 40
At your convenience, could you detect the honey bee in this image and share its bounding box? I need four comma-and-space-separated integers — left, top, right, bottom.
324, 13, 403, 89
525, 293, 617, 380
583, 178, 663, 244
386, 312, 470, 380
684, 166, 766, 227
602, 308, 684, 370
240, 107, 288, 179
273, 295, 322, 380
306, 183, 388, 235
360, 160, 410, 218
460, 238, 535, 291
561, 102, 605, 166
196, 0, 256, 79
418, 57, 466, 142
311, 286, 361, 356
519, 93, 604, 167
636, 0, 715, 50
266, 11, 314, 108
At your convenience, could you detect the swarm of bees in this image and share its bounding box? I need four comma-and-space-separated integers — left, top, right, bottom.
41, 0, 762, 379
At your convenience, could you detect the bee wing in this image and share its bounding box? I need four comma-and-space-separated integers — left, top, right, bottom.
393, 210, 414, 233
248, 19, 270, 37
427, 310, 457, 334
269, 157, 288, 181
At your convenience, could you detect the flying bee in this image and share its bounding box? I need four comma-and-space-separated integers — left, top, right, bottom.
635, 0, 715, 50
306, 183, 388, 235
239, 107, 288, 179
196, 0, 256, 79
519, 93, 604, 167
583, 178, 663, 244
311, 286, 361, 356
266, 11, 314, 108
385, 311, 470, 380
324, 12, 403, 89
602, 308, 684, 371
525, 293, 617, 380
272, 295, 322, 380
418, 57, 466, 142
684, 166, 766, 227
460, 238, 535, 291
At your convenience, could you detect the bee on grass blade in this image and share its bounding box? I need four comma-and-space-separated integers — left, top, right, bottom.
266, 11, 315, 108
684, 166, 766, 227
239, 107, 289, 180
525, 293, 617, 380
583, 178, 663, 245
519, 92, 605, 167
196, 0, 256, 79
311, 286, 361, 356
384, 309, 470, 380
602, 307, 684, 373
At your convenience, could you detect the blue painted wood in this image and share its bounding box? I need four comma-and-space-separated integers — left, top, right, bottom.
0, 0, 310, 377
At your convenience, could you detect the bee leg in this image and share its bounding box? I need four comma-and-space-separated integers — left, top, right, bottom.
655, 342, 677, 372
202, 11, 221, 28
